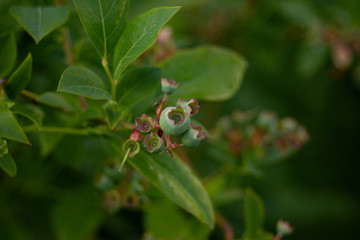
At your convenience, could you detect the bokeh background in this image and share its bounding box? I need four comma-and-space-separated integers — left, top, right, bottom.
1, 0, 360, 239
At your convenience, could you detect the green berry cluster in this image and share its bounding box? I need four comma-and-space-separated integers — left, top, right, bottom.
122, 78, 206, 159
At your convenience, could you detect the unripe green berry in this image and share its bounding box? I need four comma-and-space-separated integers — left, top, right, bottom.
143, 132, 164, 154
181, 125, 206, 147
161, 78, 178, 94
159, 106, 190, 136
122, 139, 140, 158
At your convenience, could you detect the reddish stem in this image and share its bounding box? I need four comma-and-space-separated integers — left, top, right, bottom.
156, 94, 168, 120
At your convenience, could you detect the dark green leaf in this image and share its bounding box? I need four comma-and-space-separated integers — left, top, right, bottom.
10, 6, 70, 43
111, 143, 215, 228
73, 0, 129, 59
5, 53, 32, 99
0, 102, 29, 144
159, 45, 247, 101
0, 33, 17, 78
103, 100, 131, 129
113, 7, 180, 79
37, 92, 75, 112
0, 153, 17, 177
12, 102, 44, 129
52, 193, 105, 240
39, 133, 64, 157
244, 188, 266, 238
58, 66, 111, 100
116, 67, 162, 107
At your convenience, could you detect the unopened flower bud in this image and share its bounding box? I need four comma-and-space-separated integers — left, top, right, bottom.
277, 220, 293, 236
135, 114, 157, 133
181, 124, 206, 147
143, 132, 164, 153
122, 139, 140, 158
161, 78, 178, 94
159, 106, 190, 136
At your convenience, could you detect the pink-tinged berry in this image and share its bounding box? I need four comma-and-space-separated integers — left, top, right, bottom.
159, 106, 191, 136
161, 78, 178, 94
277, 220, 294, 236
181, 124, 206, 147
179, 98, 200, 116
143, 132, 164, 154
135, 114, 157, 133
122, 139, 140, 158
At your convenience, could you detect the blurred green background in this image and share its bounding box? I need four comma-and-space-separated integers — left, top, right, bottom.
1, 0, 360, 239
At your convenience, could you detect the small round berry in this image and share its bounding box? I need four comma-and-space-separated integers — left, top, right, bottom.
159, 106, 191, 136
143, 133, 164, 154
178, 98, 200, 116
181, 124, 206, 147
122, 139, 140, 158
161, 78, 178, 94
135, 114, 157, 133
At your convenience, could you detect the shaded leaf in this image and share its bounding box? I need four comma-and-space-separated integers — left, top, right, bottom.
116, 67, 162, 107
244, 188, 265, 239
38, 92, 75, 112
0, 153, 17, 177
159, 45, 247, 101
39, 133, 64, 157
12, 102, 44, 129
114, 7, 180, 79
111, 142, 215, 228
10, 6, 70, 43
58, 66, 111, 100
0, 102, 29, 144
52, 192, 105, 240
73, 0, 129, 58
5, 53, 32, 99
0, 33, 17, 78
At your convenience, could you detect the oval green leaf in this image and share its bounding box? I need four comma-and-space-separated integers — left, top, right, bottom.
244, 188, 266, 238
0, 33, 17, 78
10, 6, 70, 43
113, 7, 180, 79
0, 103, 29, 144
58, 66, 111, 100
110, 141, 215, 228
38, 92, 75, 112
0, 153, 17, 177
5, 53, 32, 99
116, 67, 162, 107
159, 45, 248, 101
73, 0, 129, 59
12, 102, 44, 129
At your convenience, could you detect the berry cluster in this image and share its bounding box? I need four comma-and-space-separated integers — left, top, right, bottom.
121, 78, 206, 163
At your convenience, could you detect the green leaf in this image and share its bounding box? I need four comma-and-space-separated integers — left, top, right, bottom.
10, 6, 70, 43
0, 102, 29, 144
116, 67, 162, 107
0, 33, 17, 78
103, 100, 131, 129
244, 188, 266, 238
159, 45, 247, 101
5, 53, 32, 99
12, 102, 44, 129
113, 7, 180, 79
0, 153, 17, 177
73, 0, 129, 59
52, 192, 105, 240
58, 66, 111, 100
38, 92, 75, 112
111, 143, 215, 228
39, 133, 64, 157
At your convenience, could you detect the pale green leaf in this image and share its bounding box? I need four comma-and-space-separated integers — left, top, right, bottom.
0, 33, 17, 78
0, 102, 29, 144
58, 66, 111, 100
10, 6, 69, 43
113, 7, 180, 79
0, 153, 17, 177
73, 0, 129, 58
159, 45, 247, 101
5, 53, 32, 99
